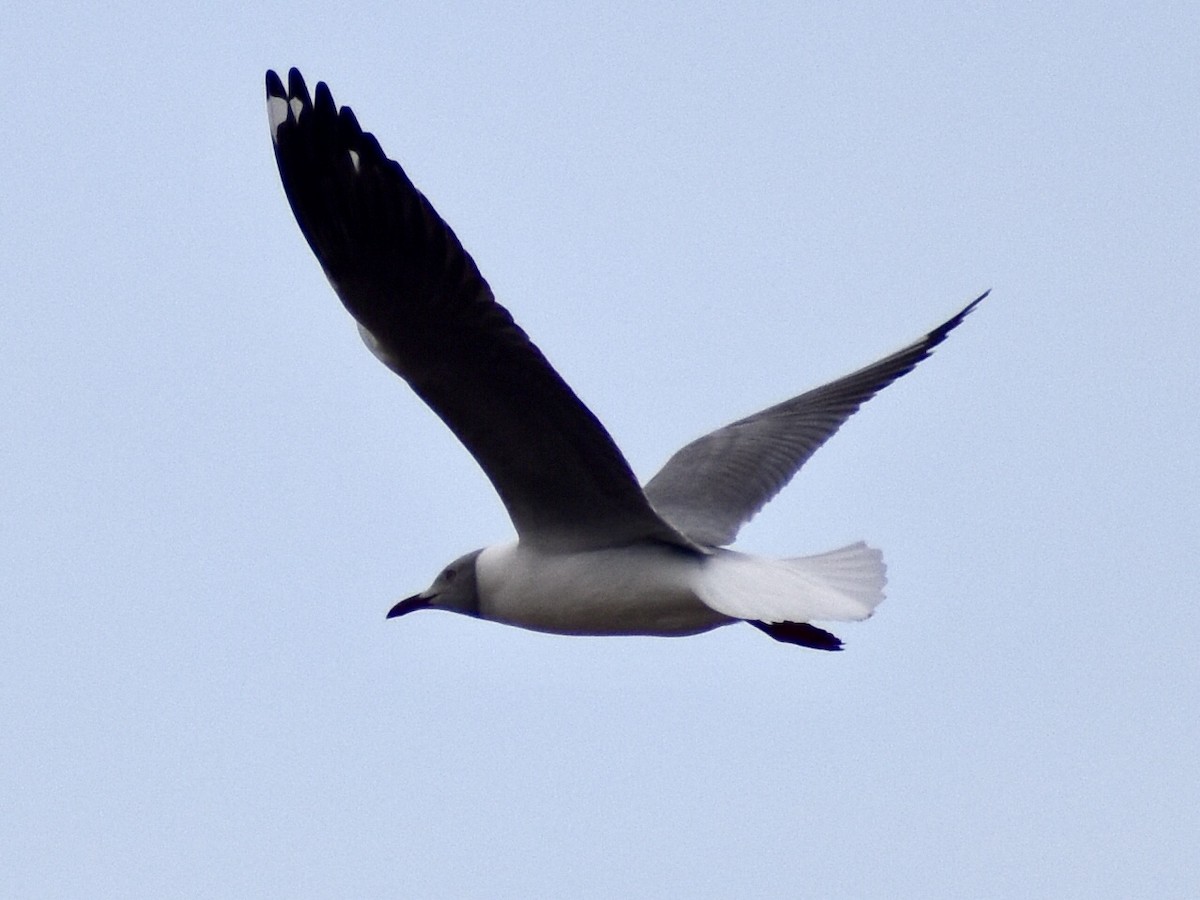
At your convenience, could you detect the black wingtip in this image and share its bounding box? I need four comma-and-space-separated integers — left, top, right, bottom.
959, 288, 990, 321
265, 69, 285, 98
288, 68, 311, 106
313, 80, 335, 113
750, 620, 845, 651
922, 288, 990, 352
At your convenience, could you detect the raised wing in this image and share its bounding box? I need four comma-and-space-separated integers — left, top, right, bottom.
267, 69, 695, 552
643, 293, 987, 546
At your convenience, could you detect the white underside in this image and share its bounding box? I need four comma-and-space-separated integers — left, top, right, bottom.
476, 542, 725, 635
474, 540, 886, 637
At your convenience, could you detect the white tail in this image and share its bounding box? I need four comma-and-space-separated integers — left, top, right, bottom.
696, 542, 887, 624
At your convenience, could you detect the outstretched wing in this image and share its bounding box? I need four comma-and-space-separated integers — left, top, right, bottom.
267, 69, 694, 552
643, 293, 987, 546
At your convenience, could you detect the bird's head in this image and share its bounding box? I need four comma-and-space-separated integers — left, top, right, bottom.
387, 549, 483, 620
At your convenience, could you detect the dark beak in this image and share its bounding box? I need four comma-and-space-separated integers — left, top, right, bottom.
386, 594, 432, 619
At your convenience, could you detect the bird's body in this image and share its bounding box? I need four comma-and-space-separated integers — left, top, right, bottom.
266, 68, 984, 651
476, 542, 726, 637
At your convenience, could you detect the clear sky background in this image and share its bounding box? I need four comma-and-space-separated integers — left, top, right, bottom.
4, 3, 1198, 898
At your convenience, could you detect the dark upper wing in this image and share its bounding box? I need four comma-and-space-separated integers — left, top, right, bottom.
642, 293, 987, 547
266, 69, 694, 552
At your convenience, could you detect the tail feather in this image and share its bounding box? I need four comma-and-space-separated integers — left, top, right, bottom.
697, 541, 887, 625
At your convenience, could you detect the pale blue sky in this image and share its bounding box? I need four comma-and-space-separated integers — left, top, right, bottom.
4, 3, 1198, 897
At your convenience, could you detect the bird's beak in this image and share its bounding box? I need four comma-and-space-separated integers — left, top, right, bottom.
386, 594, 432, 619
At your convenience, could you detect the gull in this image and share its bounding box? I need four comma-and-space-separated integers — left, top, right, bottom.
266, 68, 985, 651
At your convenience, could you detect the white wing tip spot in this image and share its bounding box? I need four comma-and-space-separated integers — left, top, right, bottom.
267, 95, 289, 143
348, 148, 361, 172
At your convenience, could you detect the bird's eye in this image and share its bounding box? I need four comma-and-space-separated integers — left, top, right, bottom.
443, 568, 456, 583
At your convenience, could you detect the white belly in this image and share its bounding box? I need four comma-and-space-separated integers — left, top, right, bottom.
475, 542, 730, 636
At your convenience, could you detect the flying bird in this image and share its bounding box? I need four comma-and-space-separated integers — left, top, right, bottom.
266, 68, 985, 651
